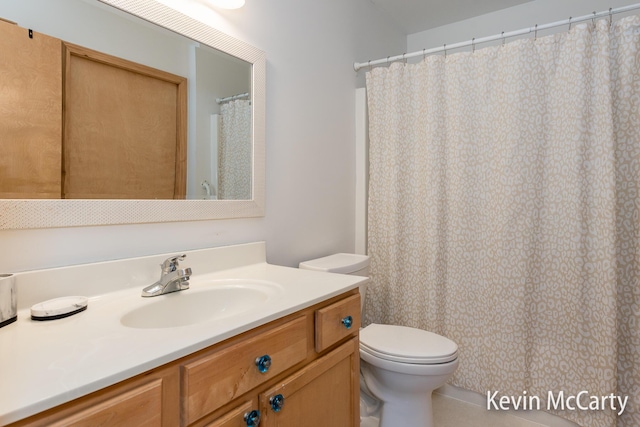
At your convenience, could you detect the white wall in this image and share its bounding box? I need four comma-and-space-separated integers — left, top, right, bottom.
0, 0, 404, 273
408, 0, 640, 54
354, 88, 368, 256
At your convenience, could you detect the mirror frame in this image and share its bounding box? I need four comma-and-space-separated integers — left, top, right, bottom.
0, 0, 265, 229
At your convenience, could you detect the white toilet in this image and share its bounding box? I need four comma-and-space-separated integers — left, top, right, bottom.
299, 253, 459, 427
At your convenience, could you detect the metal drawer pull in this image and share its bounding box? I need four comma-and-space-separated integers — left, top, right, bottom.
244, 409, 260, 427
270, 394, 285, 412
255, 354, 272, 373
341, 315, 353, 329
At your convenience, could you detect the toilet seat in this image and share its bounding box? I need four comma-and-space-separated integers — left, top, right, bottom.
360, 323, 458, 364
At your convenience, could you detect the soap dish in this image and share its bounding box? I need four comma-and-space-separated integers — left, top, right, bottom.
31, 296, 88, 321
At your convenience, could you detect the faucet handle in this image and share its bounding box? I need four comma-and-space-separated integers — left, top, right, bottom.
161, 254, 187, 273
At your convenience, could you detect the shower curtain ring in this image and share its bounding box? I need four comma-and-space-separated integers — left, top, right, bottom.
568, 16, 572, 31
472, 37, 475, 53
422, 48, 426, 61
444, 44, 447, 57
609, 7, 613, 27
402, 53, 407, 65
534, 24, 538, 41
501, 32, 505, 47
592, 11, 596, 25
368, 60, 372, 71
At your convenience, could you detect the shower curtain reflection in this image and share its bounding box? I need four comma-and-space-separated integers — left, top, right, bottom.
365, 16, 640, 427
218, 99, 252, 200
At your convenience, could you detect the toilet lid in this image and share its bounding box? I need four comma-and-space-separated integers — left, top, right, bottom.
360, 324, 458, 364
299, 253, 369, 274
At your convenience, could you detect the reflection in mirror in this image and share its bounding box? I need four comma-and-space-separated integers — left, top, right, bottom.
0, 0, 265, 229
0, 0, 252, 200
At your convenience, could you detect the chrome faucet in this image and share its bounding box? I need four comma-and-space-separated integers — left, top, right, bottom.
141, 254, 192, 297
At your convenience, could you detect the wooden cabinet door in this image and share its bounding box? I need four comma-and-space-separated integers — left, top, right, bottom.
8, 365, 180, 427
0, 20, 62, 198
259, 338, 360, 427
203, 400, 260, 427
63, 43, 187, 199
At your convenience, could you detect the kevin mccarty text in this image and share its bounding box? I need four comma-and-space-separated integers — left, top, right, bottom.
487, 390, 628, 416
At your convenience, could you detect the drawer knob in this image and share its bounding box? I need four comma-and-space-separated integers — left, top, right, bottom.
341, 315, 353, 329
244, 410, 261, 427
255, 354, 272, 373
270, 394, 285, 412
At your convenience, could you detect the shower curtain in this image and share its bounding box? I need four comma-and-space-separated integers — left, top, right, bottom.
365, 16, 639, 427
218, 99, 252, 200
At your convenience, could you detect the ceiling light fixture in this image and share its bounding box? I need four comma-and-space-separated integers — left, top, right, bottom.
203, 0, 245, 9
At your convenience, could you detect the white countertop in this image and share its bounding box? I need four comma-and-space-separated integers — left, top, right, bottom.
0, 243, 366, 425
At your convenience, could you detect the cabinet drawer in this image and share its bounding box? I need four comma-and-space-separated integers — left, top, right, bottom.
315, 294, 360, 353
48, 379, 163, 427
182, 316, 307, 425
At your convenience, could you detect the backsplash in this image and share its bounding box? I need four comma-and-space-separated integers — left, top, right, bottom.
14, 242, 266, 310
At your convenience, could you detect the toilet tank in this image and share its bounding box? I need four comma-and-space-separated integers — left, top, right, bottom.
299, 253, 370, 310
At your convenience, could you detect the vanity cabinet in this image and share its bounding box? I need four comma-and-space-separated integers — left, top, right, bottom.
7, 290, 360, 427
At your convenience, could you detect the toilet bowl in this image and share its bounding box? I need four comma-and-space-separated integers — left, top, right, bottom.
360, 323, 458, 427
299, 254, 459, 427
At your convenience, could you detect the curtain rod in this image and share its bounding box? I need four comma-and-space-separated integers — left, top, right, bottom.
216, 92, 250, 104
354, 3, 640, 71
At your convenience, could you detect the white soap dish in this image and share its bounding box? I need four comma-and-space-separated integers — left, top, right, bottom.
31, 296, 88, 321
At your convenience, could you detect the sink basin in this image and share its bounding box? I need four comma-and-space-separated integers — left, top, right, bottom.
120, 279, 282, 329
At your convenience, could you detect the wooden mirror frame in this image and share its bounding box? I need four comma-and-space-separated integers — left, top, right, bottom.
0, 0, 265, 229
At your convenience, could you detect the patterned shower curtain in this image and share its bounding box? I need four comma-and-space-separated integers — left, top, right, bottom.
365, 16, 639, 427
218, 99, 252, 200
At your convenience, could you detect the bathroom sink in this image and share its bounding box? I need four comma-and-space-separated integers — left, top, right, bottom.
120, 279, 281, 329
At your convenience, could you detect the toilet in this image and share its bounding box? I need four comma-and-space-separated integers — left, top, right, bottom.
299, 253, 459, 427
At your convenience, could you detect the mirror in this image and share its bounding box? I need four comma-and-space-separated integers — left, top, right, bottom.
0, 0, 265, 228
